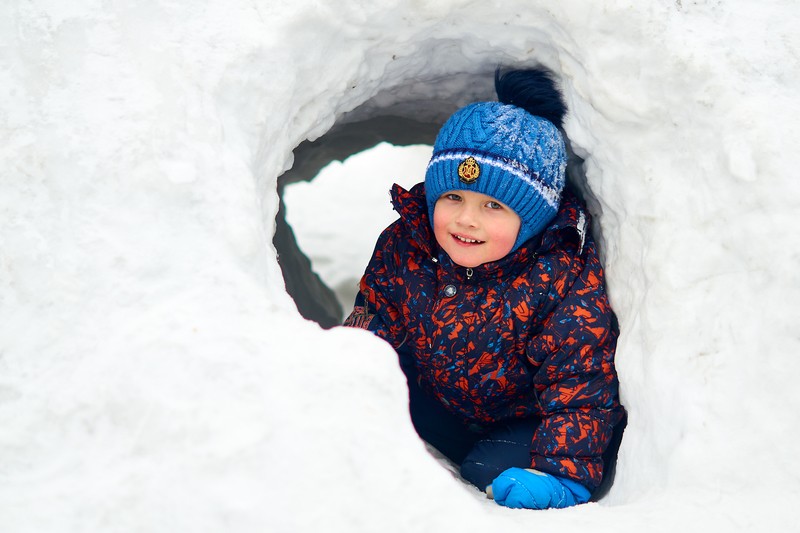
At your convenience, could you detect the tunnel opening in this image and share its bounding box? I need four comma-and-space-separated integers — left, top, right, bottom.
273, 83, 624, 501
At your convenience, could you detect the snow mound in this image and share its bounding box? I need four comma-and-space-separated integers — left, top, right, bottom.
1, 1, 799, 531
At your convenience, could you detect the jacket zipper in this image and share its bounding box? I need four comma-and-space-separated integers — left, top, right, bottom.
466, 267, 473, 280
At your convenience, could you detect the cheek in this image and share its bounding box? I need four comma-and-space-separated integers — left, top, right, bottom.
490, 217, 521, 250
432, 204, 450, 236
431, 208, 445, 248
493, 231, 516, 253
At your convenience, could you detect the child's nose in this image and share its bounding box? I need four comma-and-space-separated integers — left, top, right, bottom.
455, 204, 479, 227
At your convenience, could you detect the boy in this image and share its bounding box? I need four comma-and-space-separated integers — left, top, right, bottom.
344, 68, 624, 509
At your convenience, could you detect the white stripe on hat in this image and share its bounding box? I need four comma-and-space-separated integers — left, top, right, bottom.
427, 150, 561, 209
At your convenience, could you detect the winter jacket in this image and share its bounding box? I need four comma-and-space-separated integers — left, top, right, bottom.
344, 182, 623, 491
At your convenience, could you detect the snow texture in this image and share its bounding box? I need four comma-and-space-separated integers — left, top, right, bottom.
2, 1, 799, 532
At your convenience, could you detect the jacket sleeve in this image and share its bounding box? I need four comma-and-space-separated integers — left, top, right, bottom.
526, 234, 624, 492
343, 223, 408, 350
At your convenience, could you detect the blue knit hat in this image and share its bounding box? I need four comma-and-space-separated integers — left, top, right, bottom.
425, 69, 567, 251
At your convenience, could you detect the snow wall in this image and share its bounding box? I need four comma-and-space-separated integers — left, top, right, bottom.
2, 1, 799, 532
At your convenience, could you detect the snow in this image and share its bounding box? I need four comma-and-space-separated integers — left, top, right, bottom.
2, 1, 800, 532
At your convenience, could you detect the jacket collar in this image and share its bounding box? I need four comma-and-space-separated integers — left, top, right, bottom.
391, 182, 436, 255
390, 183, 590, 278
539, 187, 590, 256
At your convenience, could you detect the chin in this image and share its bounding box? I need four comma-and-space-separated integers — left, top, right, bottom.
449, 255, 483, 268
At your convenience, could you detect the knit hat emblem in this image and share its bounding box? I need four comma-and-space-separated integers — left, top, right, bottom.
425, 101, 567, 251
457, 156, 480, 184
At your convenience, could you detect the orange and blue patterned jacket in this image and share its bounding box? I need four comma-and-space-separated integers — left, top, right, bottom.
345, 182, 623, 491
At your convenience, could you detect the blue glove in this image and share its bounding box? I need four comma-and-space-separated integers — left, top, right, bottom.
489, 468, 591, 509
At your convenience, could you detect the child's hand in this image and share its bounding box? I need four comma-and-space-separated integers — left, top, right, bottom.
487, 468, 591, 509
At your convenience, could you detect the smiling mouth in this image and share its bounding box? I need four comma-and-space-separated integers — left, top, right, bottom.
452, 234, 484, 244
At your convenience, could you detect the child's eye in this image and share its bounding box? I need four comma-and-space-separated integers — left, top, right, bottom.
486, 201, 503, 210
442, 193, 462, 202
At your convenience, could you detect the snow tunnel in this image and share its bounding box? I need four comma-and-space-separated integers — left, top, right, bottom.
231, 2, 791, 524
273, 61, 624, 498
4, 1, 797, 529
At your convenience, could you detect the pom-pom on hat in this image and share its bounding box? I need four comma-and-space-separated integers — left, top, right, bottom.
425, 68, 568, 252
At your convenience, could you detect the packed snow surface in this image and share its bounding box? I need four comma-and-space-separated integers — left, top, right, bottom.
1, 1, 799, 532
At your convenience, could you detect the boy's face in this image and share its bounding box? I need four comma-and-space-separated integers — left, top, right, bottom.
433, 190, 521, 268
